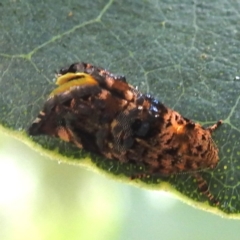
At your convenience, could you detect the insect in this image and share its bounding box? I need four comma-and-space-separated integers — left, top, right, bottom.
28, 62, 222, 204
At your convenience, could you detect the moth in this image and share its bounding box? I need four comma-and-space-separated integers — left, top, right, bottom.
28, 62, 222, 204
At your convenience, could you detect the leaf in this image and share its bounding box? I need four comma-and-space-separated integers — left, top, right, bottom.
0, 0, 240, 216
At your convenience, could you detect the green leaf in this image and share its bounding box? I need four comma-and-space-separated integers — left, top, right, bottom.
1, 0, 240, 216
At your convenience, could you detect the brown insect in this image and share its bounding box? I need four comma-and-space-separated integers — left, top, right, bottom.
28, 62, 222, 204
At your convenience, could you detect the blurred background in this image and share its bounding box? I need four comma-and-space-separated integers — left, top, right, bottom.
1, 131, 240, 240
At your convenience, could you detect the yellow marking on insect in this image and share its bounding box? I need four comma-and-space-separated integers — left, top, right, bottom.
50, 73, 98, 96
56, 72, 94, 85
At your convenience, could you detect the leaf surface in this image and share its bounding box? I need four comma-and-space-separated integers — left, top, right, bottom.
1, 0, 240, 215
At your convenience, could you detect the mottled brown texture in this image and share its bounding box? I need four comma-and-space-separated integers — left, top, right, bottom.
28, 62, 222, 204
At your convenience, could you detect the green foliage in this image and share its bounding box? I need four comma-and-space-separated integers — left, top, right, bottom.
0, 0, 240, 215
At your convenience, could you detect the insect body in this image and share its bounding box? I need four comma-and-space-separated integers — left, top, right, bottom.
28, 62, 222, 204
